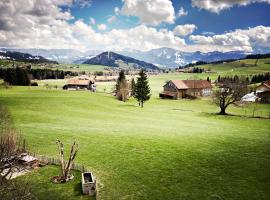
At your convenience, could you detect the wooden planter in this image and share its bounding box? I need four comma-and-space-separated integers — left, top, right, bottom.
82, 172, 96, 196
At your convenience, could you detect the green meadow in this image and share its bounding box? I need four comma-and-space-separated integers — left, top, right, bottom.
0, 59, 270, 200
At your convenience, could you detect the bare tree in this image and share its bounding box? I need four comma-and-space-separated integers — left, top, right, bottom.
55, 140, 78, 183
213, 80, 248, 115
118, 79, 129, 102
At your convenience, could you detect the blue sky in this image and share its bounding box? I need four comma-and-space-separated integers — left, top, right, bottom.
0, 0, 270, 52
69, 0, 270, 35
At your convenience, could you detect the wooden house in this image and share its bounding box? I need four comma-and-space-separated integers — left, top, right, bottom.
159, 80, 212, 99
256, 80, 270, 103
63, 76, 95, 91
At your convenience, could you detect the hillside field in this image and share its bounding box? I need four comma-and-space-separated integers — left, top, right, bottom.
0, 58, 270, 200
1, 72, 270, 200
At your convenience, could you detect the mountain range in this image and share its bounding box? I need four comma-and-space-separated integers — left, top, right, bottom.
1, 47, 249, 67
83, 51, 159, 70
0, 50, 57, 64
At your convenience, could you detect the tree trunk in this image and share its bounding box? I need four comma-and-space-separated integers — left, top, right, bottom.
219, 107, 227, 115
141, 101, 143, 108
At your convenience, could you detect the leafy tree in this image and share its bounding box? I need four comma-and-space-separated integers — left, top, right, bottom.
134, 69, 151, 108
130, 78, 136, 97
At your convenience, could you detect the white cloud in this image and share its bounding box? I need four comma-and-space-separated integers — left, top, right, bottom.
121, 0, 175, 26
173, 24, 197, 36
189, 26, 270, 52
97, 24, 107, 31
178, 7, 188, 17
90, 17, 95, 25
107, 16, 117, 24
107, 25, 186, 51
192, 0, 270, 13
114, 7, 120, 15
74, 0, 92, 8
0, 0, 269, 53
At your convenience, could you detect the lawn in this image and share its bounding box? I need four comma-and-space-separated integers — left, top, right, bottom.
0, 78, 270, 200
14, 165, 93, 200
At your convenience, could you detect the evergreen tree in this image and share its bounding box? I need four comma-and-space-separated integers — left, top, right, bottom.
134, 69, 151, 108
4, 68, 17, 85
130, 78, 136, 97
116, 70, 126, 91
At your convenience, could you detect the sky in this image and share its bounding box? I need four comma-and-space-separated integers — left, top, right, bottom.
0, 0, 270, 53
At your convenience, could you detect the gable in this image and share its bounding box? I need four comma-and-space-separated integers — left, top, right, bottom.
164, 81, 178, 90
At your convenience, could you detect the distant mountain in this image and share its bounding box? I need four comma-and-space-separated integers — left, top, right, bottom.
83, 51, 159, 70
0, 50, 57, 64
8, 49, 85, 63
117, 48, 248, 68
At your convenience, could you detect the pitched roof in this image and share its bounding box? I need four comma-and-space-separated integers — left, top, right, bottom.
262, 80, 270, 89
170, 80, 212, 89
67, 76, 93, 86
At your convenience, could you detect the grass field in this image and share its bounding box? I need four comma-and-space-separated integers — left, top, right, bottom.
0, 80, 270, 200
0, 59, 270, 200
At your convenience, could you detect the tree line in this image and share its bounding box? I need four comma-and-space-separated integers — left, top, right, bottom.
250, 73, 270, 84
0, 67, 79, 86
217, 73, 269, 84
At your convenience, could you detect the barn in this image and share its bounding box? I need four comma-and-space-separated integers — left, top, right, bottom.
256, 80, 270, 103
63, 76, 95, 91
159, 80, 212, 99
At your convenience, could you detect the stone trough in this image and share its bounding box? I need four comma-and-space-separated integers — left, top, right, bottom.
82, 172, 96, 196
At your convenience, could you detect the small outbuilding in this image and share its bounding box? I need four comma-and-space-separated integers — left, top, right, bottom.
160, 80, 212, 99
82, 172, 96, 196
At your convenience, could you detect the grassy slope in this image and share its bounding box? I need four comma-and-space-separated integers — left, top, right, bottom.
0, 58, 270, 200
200, 58, 270, 76
56, 63, 107, 72
0, 86, 270, 200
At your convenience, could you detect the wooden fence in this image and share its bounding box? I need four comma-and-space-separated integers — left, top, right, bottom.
30, 153, 89, 172
29, 153, 99, 199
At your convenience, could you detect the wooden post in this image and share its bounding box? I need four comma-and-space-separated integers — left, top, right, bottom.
56, 140, 65, 177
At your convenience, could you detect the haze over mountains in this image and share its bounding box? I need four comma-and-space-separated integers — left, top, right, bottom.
1, 48, 248, 68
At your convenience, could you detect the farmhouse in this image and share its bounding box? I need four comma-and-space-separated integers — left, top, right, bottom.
159, 80, 212, 99
63, 76, 95, 91
256, 80, 270, 103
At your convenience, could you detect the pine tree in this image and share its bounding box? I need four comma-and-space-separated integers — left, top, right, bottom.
130, 78, 136, 97
134, 69, 151, 108
116, 70, 126, 91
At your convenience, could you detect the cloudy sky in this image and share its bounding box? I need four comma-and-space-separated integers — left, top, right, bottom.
0, 0, 270, 53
